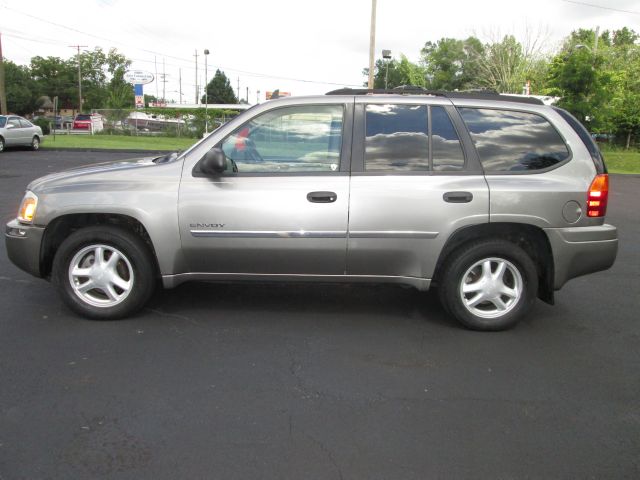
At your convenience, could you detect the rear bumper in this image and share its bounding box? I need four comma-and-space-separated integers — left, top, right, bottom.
544, 224, 618, 289
5, 219, 45, 278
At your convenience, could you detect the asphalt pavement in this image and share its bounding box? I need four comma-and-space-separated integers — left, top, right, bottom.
1, 150, 639, 479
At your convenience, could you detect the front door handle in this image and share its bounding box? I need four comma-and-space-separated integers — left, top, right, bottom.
443, 191, 473, 203
307, 191, 337, 203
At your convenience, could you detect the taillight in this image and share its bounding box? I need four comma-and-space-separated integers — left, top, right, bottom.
587, 174, 609, 217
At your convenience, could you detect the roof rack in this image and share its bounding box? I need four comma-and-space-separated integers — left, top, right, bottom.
325, 86, 544, 105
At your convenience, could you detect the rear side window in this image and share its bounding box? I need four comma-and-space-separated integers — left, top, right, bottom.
553, 107, 606, 174
365, 104, 465, 172
459, 108, 570, 173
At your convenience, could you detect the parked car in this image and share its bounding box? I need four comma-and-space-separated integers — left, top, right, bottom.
55, 115, 74, 129
0, 115, 43, 152
72, 113, 104, 132
5, 89, 618, 330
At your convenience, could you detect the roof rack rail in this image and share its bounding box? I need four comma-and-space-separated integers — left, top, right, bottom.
325, 87, 544, 105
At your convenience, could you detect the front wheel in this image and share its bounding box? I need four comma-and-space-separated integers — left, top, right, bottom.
52, 226, 156, 320
438, 240, 538, 331
31, 136, 40, 151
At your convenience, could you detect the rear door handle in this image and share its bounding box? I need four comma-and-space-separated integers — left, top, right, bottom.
443, 191, 473, 203
307, 191, 337, 203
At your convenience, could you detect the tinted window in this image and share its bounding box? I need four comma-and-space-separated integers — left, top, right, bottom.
0, 117, 6, 128
431, 106, 465, 171
221, 105, 343, 173
459, 108, 570, 172
365, 104, 428, 171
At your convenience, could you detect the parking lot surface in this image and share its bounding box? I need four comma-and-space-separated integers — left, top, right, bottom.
1, 150, 639, 479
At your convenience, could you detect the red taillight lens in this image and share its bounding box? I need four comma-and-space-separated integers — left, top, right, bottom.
587, 174, 609, 217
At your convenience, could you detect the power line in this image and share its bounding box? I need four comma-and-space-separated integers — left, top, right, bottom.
0, 5, 361, 88
561, 0, 640, 15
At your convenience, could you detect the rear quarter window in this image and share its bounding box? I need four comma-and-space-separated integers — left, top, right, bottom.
459, 108, 570, 173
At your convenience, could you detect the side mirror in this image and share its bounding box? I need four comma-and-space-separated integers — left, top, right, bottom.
200, 147, 227, 175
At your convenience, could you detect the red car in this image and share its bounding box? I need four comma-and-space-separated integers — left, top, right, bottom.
73, 114, 103, 131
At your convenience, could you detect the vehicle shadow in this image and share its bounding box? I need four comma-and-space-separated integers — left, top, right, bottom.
145, 280, 458, 329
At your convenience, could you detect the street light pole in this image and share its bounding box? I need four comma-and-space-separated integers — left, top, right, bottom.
382, 49, 391, 89
204, 49, 209, 135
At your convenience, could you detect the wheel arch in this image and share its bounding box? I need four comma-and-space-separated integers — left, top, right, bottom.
40, 213, 161, 280
433, 222, 555, 304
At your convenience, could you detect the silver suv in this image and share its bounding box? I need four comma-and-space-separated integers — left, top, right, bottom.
5, 90, 618, 330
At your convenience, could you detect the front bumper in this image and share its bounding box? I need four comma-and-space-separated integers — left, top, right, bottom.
544, 224, 618, 290
5, 219, 45, 278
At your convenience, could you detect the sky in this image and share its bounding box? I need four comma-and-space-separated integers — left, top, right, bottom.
1, 0, 639, 105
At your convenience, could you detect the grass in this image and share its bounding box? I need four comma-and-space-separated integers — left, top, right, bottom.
601, 149, 640, 174
43, 134, 198, 151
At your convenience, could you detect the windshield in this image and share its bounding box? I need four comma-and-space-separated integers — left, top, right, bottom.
0, 117, 6, 128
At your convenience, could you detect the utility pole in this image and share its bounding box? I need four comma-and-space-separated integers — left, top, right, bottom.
162, 57, 167, 102
594, 26, 600, 55
194, 49, 199, 104
179, 68, 183, 104
237, 77, 240, 101
246, 86, 249, 104
69, 45, 88, 113
367, 0, 377, 90
154, 56, 159, 100
0, 32, 7, 114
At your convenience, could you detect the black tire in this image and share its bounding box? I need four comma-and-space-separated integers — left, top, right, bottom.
31, 136, 40, 151
52, 226, 156, 320
437, 239, 538, 331
0, 136, 5, 153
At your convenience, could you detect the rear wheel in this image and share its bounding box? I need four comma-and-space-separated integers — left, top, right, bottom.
438, 239, 538, 331
52, 226, 156, 319
0, 136, 5, 153
31, 136, 40, 151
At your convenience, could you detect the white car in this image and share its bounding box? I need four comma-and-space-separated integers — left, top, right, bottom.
0, 115, 44, 152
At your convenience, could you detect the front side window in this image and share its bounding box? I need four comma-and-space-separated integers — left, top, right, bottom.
0, 117, 6, 128
459, 108, 570, 172
220, 105, 343, 173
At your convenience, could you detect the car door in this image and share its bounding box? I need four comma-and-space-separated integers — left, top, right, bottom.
346, 97, 489, 282
178, 101, 353, 276
19, 118, 36, 145
4, 117, 23, 146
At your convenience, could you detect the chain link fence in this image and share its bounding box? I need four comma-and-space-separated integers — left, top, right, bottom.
90, 108, 240, 138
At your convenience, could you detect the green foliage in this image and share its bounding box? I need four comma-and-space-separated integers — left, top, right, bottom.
364, 55, 426, 89
547, 27, 640, 142
202, 69, 238, 104
32, 117, 51, 135
421, 37, 484, 90
3, 60, 37, 115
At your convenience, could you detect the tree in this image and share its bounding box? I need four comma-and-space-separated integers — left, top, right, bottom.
545, 28, 634, 133
471, 34, 547, 93
202, 69, 237, 104
3, 60, 37, 115
363, 55, 426, 89
421, 37, 484, 90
